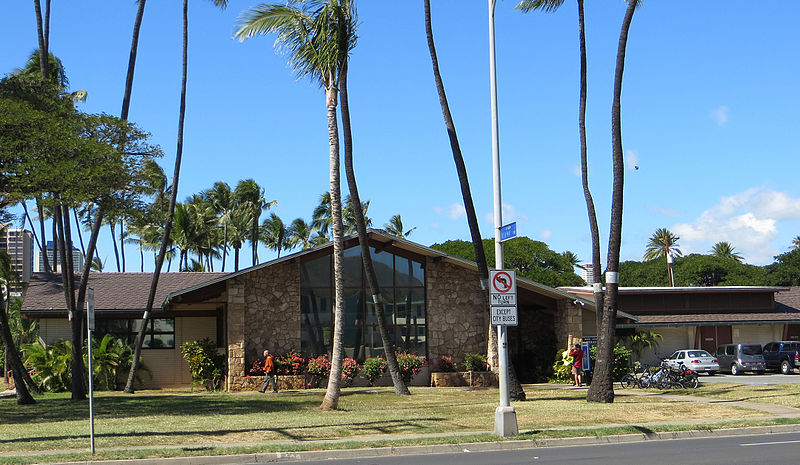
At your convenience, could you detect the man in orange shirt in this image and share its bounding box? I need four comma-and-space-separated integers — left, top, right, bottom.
259, 349, 278, 393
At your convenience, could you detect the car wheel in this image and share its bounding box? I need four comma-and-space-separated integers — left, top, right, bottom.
730, 364, 739, 376
707, 371, 716, 376
781, 360, 792, 375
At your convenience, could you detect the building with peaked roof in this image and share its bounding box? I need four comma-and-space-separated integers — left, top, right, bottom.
23, 230, 612, 390
562, 285, 800, 365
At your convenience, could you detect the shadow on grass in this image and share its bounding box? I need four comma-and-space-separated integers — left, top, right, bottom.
1, 417, 446, 444
0, 394, 323, 425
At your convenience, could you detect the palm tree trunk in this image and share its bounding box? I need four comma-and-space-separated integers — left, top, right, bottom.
234, 246, 239, 272
120, 219, 126, 272
221, 224, 227, 272
340, 58, 410, 396
125, 0, 188, 394
51, 216, 58, 271
33, 0, 49, 79
587, 0, 637, 404
22, 202, 44, 261
424, 0, 524, 398
35, 198, 50, 273
72, 208, 86, 257
576, 0, 606, 361
110, 222, 121, 272
321, 85, 346, 411
121, 0, 147, 121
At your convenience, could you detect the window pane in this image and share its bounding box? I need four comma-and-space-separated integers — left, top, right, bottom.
369, 248, 394, 287
342, 326, 364, 359
343, 246, 362, 287
153, 318, 174, 333
301, 327, 331, 356
365, 288, 394, 325
301, 288, 331, 326
409, 288, 425, 324
411, 260, 424, 286
344, 288, 363, 326
395, 256, 411, 287
395, 288, 409, 325
150, 334, 175, 349
301, 255, 330, 287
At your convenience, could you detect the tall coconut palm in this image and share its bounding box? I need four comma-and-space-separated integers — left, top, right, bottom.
227, 207, 251, 271
587, 0, 639, 404
125, 0, 229, 394
516, 0, 605, 380
260, 213, 290, 258
205, 181, 235, 271
791, 236, 800, 251
423, 0, 527, 400
711, 241, 743, 263
236, 0, 350, 410
643, 228, 681, 261
384, 215, 416, 238
286, 218, 315, 250
0, 251, 38, 404
234, 179, 275, 266
338, 4, 409, 395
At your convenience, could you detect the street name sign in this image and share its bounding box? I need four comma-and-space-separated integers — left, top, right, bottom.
490, 270, 518, 326
499, 222, 517, 242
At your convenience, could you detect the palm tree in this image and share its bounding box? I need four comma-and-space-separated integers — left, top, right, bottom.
338, 6, 410, 395
205, 181, 235, 271
234, 179, 275, 266
311, 192, 332, 238
0, 251, 38, 404
643, 228, 682, 261
236, 0, 350, 410
423, 0, 528, 400
516, 0, 605, 389
384, 215, 416, 238
711, 241, 743, 262
227, 207, 252, 272
286, 218, 314, 250
125, 0, 228, 394
587, 0, 639, 404
791, 236, 800, 251
260, 213, 290, 258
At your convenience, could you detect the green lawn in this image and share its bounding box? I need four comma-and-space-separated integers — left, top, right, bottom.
688, 382, 800, 408
0, 385, 773, 464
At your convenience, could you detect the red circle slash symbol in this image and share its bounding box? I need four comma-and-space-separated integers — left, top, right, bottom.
492, 272, 512, 293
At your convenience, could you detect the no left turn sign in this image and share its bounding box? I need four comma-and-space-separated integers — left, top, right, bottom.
491, 270, 516, 294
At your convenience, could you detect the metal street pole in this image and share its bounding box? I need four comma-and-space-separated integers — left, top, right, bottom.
489, 0, 518, 437
87, 288, 96, 454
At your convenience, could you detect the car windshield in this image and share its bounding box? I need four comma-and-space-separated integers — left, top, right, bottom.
742, 345, 762, 355
687, 350, 711, 358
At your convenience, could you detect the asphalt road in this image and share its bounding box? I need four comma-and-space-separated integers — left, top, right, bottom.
266, 431, 800, 465
700, 371, 800, 385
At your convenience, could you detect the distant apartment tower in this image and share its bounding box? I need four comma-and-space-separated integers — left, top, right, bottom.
36, 240, 85, 274
579, 263, 594, 285
0, 228, 34, 292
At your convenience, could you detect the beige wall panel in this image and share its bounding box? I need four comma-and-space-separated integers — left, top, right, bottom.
139, 316, 217, 388
39, 319, 71, 344
635, 326, 690, 366
733, 324, 777, 346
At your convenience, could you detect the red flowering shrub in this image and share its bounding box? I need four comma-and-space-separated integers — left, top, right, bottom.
341, 358, 361, 387
275, 351, 307, 375
307, 355, 332, 388
396, 352, 427, 383
363, 357, 388, 386
248, 359, 265, 376
436, 355, 457, 372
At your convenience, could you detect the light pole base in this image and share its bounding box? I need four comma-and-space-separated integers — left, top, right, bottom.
494, 406, 518, 437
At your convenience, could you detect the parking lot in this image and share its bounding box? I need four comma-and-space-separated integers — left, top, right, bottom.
701, 372, 800, 385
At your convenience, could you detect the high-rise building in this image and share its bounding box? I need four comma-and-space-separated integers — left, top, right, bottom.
0, 227, 34, 294
36, 240, 85, 274
579, 263, 594, 285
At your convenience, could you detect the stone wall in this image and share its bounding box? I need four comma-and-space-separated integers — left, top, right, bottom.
227, 260, 301, 391
426, 259, 489, 366
554, 299, 583, 351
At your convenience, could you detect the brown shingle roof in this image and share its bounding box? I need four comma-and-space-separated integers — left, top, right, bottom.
21, 272, 228, 314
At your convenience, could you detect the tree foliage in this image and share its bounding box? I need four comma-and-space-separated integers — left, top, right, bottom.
431, 237, 584, 287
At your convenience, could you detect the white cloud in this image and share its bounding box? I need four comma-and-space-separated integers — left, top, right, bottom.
711, 105, 730, 126
483, 203, 529, 225
626, 150, 639, 171
540, 230, 552, 241
572, 164, 581, 177
649, 205, 681, 217
433, 203, 466, 220
672, 188, 800, 264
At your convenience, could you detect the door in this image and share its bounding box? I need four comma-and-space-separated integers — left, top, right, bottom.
699, 326, 732, 354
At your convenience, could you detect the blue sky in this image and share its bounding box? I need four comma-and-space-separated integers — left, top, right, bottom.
2, 1, 799, 273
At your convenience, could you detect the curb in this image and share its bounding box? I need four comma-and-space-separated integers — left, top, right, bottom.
53, 423, 800, 465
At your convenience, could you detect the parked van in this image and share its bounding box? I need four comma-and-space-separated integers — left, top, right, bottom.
715, 344, 766, 375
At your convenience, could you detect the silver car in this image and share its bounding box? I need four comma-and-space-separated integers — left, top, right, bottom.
666, 349, 720, 375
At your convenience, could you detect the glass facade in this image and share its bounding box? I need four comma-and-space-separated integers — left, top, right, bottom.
300, 246, 425, 360
95, 318, 175, 349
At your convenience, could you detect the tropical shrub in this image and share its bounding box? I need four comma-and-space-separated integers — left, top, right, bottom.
341, 357, 361, 387
306, 355, 331, 388
550, 349, 573, 384
396, 352, 426, 383
181, 338, 225, 391
22, 338, 72, 392
84, 334, 144, 391
463, 352, 487, 372
588, 344, 632, 381
435, 355, 456, 372
248, 359, 265, 376
362, 357, 387, 386
276, 351, 307, 375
